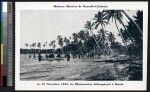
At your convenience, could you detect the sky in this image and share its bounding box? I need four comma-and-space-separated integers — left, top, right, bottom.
20, 10, 137, 49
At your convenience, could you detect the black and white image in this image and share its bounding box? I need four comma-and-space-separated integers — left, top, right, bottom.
15, 2, 148, 91
20, 10, 143, 81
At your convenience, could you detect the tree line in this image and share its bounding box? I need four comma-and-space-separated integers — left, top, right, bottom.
21, 10, 143, 59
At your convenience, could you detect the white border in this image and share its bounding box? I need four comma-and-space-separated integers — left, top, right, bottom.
15, 2, 148, 91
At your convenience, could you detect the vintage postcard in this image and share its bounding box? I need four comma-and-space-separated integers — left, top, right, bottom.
15, 2, 148, 91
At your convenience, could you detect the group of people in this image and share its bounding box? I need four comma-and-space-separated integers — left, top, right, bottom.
35, 53, 71, 61
29, 52, 101, 62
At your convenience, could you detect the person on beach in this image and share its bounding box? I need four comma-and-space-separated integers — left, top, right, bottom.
46, 54, 48, 59
38, 53, 42, 61
49, 53, 55, 58
66, 53, 70, 61
29, 55, 31, 58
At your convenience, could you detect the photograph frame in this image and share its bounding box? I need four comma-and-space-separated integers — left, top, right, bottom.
1, 0, 149, 92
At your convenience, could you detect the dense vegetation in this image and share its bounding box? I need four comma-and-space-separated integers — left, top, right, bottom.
21, 10, 143, 60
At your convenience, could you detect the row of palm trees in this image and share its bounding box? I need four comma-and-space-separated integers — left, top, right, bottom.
22, 10, 143, 59
85, 10, 142, 54
24, 41, 56, 53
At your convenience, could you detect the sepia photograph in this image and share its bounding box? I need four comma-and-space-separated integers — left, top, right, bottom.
20, 10, 143, 81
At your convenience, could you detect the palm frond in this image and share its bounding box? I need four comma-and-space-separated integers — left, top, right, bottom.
95, 23, 100, 29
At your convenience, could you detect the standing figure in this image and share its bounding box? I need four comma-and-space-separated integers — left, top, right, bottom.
78, 53, 81, 59
46, 54, 48, 59
38, 53, 42, 61
66, 53, 70, 61
29, 55, 31, 58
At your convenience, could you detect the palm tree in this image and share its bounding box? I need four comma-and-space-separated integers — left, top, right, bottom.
93, 11, 108, 29
29, 43, 32, 51
122, 11, 143, 57
78, 30, 86, 41
72, 33, 79, 44
49, 42, 52, 48
108, 32, 116, 44
43, 43, 46, 53
103, 10, 142, 40
97, 29, 107, 54
121, 10, 142, 35
50, 40, 56, 54
64, 37, 70, 45
133, 10, 143, 31
102, 10, 136, 55
32, 43, 36, 58
93, 11, 113, 55
25, 43, 29, 54
25, 43, 28, 48
64, 37, 70, 53
57, 35, 64, 54
44, 41, 48, 54
37, 42, 41, 53
53, 44, 56, 53
84, 21, 101, 52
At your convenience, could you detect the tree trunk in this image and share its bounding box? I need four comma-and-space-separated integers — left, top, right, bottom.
121, 10, 143, 35
119, 17, 137, 43
101, 27, 114, 56
61, 46, 64, 55
115, 19, 127, 55
89, 28, 101, 53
